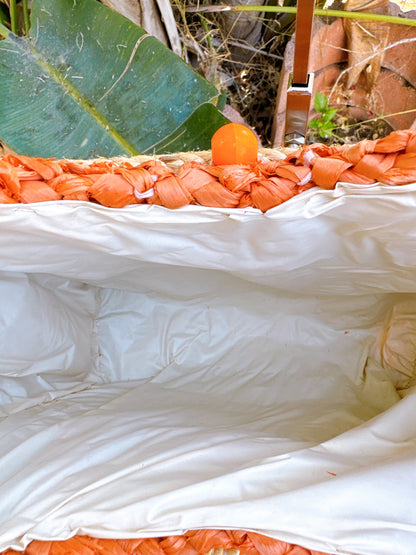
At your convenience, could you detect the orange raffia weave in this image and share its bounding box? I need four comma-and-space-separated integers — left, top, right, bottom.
0, 530, 330, 555
1, 129, 416, 212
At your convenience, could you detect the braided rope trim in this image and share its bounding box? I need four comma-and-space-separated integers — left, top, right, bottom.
1, 530, 329, 555
1, 129, 416, 212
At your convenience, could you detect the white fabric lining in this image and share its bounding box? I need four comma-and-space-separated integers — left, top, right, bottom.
0, 183, 416, 553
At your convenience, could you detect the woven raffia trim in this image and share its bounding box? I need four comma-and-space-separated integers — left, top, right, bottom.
2, 129, 416, 211
0, 530, 329, 555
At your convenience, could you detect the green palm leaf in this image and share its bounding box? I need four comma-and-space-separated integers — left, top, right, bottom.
0, 0, 228, 158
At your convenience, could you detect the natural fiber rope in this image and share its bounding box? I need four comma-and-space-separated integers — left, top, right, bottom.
2, 129, 416, 212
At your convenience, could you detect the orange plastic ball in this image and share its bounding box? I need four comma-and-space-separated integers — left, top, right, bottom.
211, 122, 258, 166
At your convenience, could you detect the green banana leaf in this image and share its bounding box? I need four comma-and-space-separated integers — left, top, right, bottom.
0, 0, 228, 158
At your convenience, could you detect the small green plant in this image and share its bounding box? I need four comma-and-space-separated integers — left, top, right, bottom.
308, 93, 338, 139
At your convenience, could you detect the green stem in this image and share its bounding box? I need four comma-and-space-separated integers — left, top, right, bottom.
315, 6, 416, 26
22, 0, 30, 34
336, 108, 416, 130
9, 0, 17, 35
187, 4, 416, 27
198, 14, 213, 52
0, 20, 10, 38
328, 131, 344, 141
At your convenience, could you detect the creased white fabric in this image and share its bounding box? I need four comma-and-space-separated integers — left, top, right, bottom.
1, 183, 416, 554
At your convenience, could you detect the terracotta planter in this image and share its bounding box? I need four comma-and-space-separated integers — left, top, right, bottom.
272, 15, 416, 146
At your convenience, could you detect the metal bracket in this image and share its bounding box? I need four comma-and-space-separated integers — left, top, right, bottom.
287, 72, 314, 95
284, 72, 315, 146
284, 131, 307, 147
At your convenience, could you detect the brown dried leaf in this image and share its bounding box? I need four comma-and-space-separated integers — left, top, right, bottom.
345, 0, 389, 10
100, 0, 141, 25
140, 0, 169, 47
155, 0, 183, 57
218, 0, 266, 62
101, 0, 169, 47
344, 0, 391, 90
